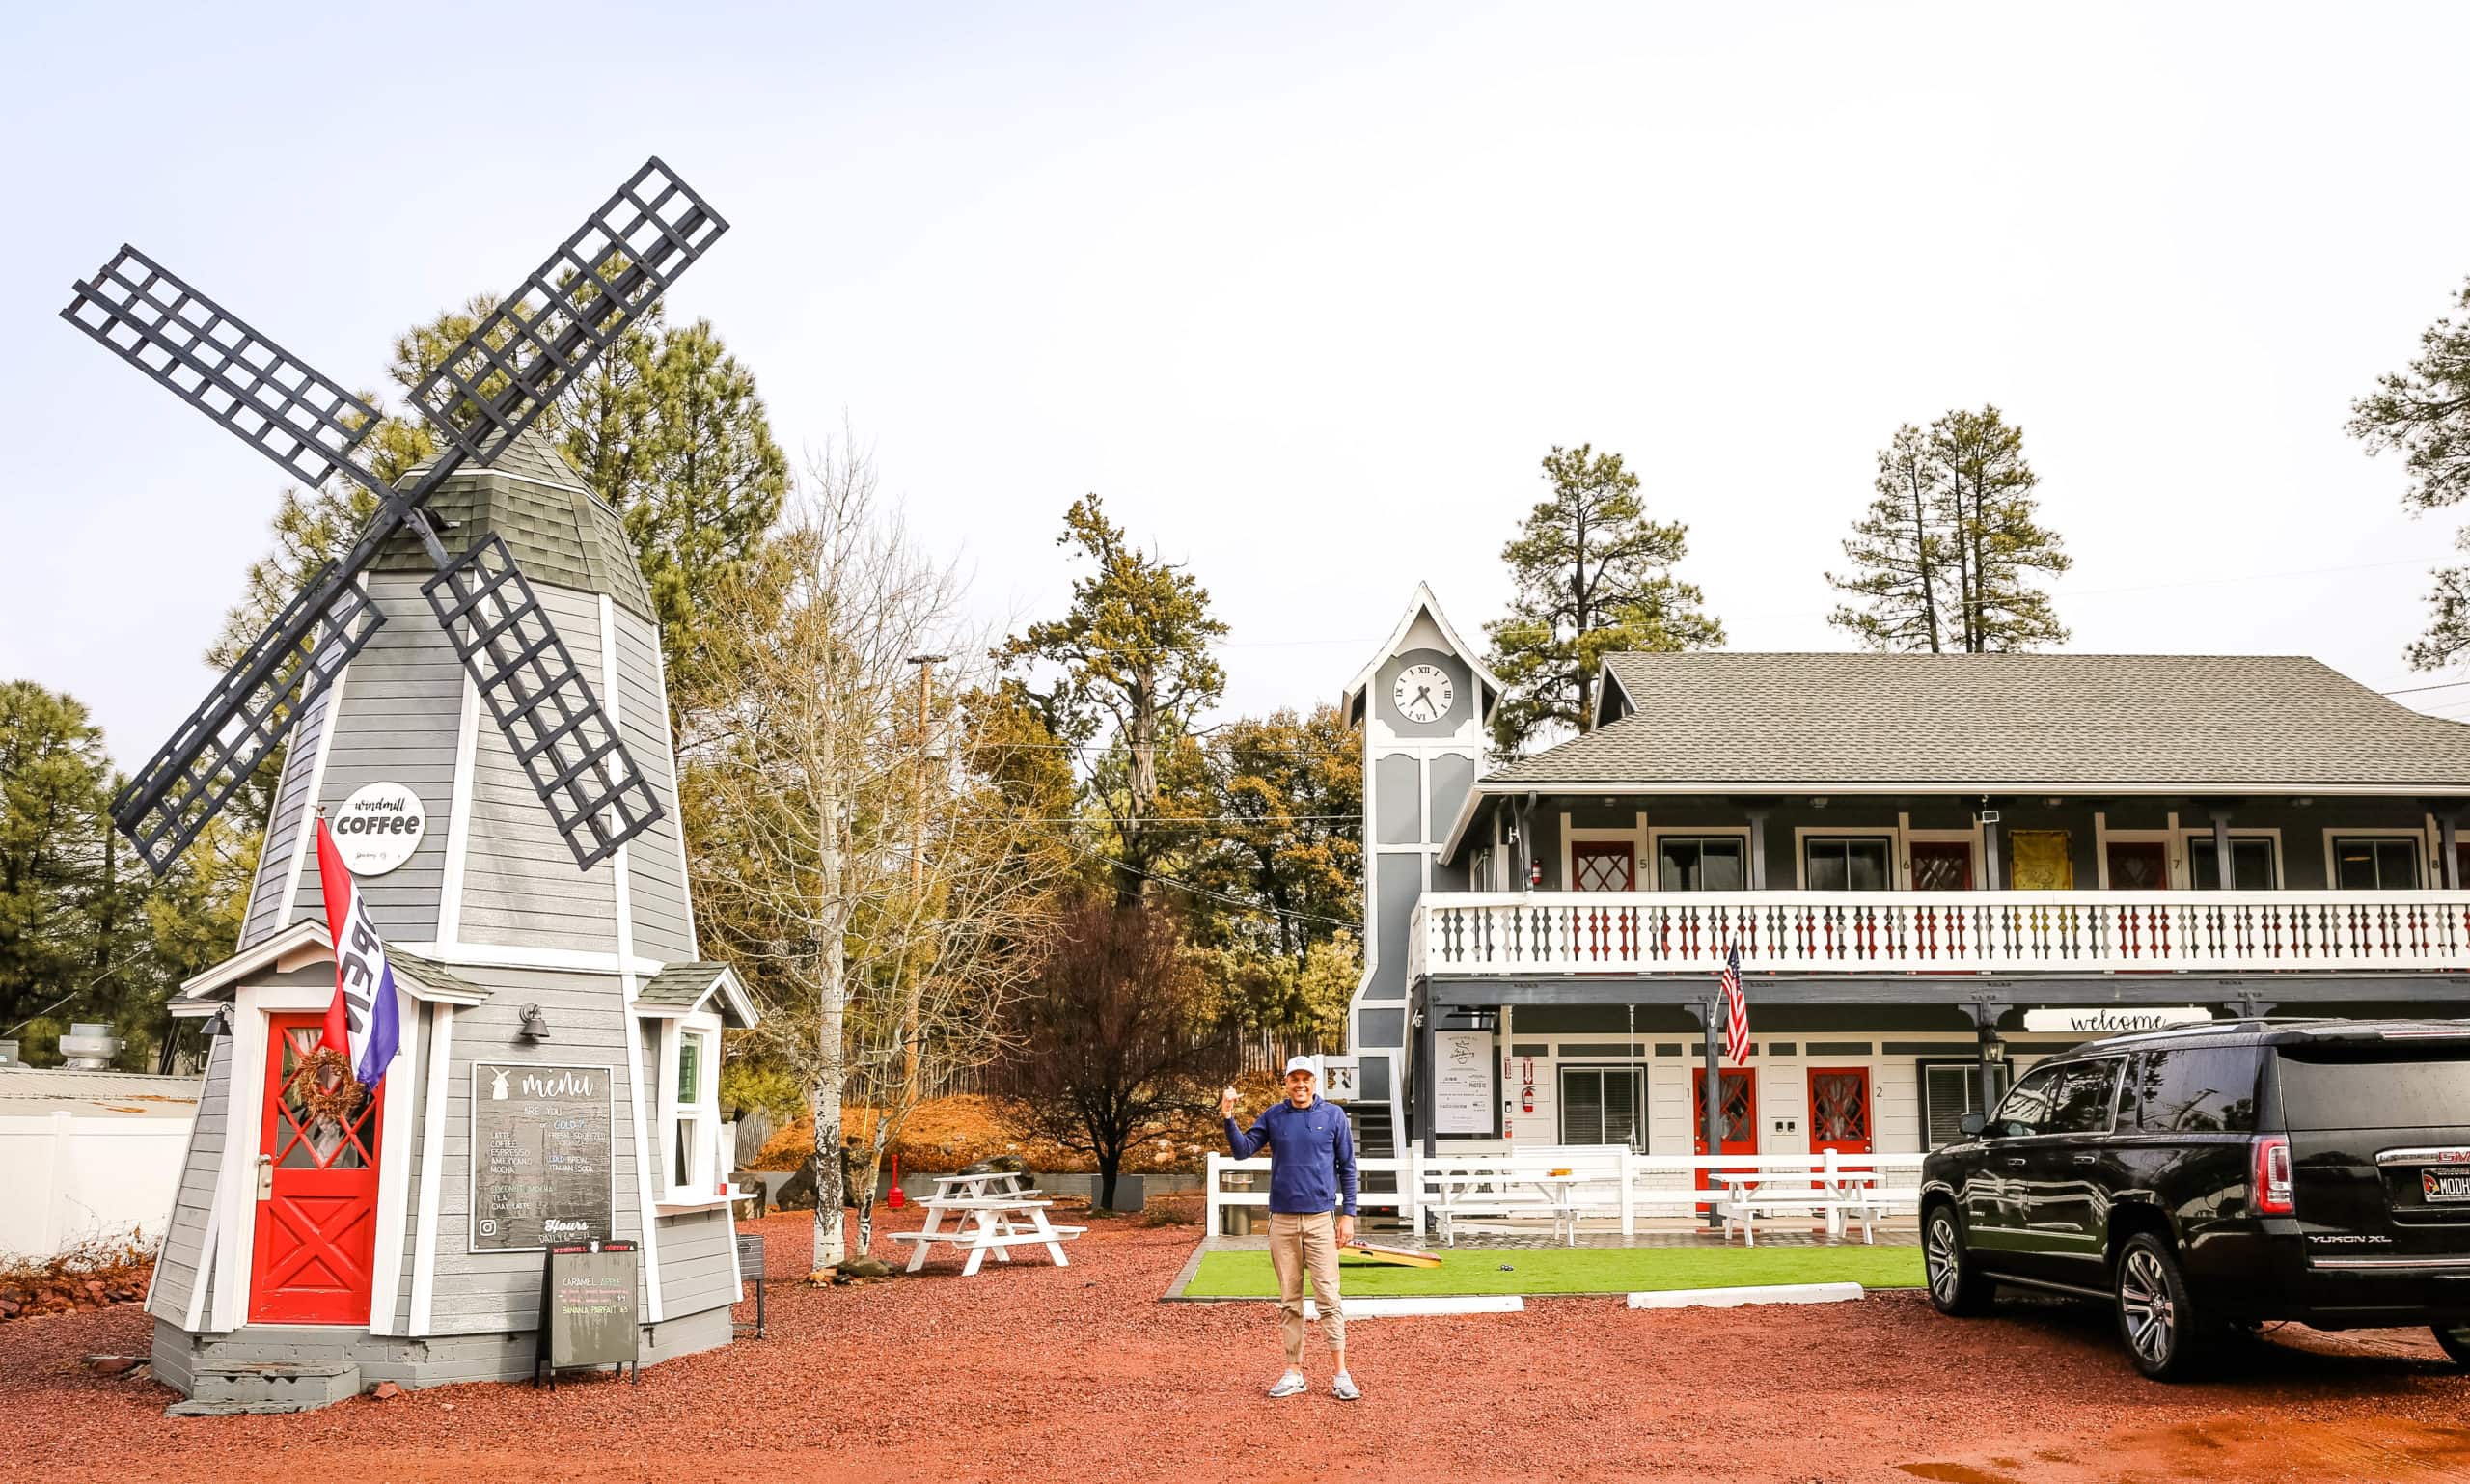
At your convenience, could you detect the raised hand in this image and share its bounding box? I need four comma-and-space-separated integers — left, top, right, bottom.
1220, 1085, 1239, 1118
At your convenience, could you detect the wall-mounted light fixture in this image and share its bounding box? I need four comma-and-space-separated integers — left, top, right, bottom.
517, 1004, 551, 1043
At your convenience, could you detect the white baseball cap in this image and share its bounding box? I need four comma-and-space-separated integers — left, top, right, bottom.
1284, 1056, 1317, 1077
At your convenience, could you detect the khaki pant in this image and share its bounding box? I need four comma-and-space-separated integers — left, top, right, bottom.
1267, 1210, 1344, 1369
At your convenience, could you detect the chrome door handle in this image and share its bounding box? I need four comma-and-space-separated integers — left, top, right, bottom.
2072, 1154, 2101, 1165
2003, 1157, 2026, 1168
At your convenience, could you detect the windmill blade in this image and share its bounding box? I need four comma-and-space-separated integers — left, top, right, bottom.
409, 158, 727, 467
423, 537, 663, 869
62, 247, 385, 492
113, 570, 387, 874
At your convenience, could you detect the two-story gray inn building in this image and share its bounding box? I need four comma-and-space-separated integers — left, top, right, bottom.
1338, 588, 2470, 1174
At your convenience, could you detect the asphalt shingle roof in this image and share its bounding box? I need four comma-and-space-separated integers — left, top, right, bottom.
636, 961, 732, 1010
371, 427, 655, 623
1482, 652, 2470, 788
388, 950, 493, 1003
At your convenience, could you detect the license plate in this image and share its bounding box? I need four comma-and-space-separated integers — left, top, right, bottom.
2423, 1170, 2470, 1204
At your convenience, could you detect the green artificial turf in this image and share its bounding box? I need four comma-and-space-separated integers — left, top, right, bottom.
1181, 1243, 1925, 1299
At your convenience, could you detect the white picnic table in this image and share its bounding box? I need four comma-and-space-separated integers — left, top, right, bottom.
888, 1170, 1087, 1276
1710, 1168, 1884, 1246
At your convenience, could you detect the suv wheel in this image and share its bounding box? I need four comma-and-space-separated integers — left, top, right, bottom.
1923, 1204, 1994, 1316
2116, 1233, 2208, 1380
2434, 1325, 2470, 1367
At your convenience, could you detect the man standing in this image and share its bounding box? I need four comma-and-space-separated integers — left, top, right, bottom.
1222, 1055, 1359, 1400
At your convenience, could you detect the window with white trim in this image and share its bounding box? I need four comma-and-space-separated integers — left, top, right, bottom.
657, 1011, 724, 1201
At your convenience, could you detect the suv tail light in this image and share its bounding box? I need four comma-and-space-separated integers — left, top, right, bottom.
2253, 1135, 2294, 1215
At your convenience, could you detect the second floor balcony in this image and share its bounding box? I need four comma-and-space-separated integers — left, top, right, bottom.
1411, 888, 2470, 979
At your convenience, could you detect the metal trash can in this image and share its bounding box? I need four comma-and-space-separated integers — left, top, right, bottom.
733, 1232, 767, 1338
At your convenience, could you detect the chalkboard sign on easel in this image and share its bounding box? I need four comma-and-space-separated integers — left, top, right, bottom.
535, 1240, 640, 1388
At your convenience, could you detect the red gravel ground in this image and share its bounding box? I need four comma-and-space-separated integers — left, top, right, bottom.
5, 1202, 2468, 1484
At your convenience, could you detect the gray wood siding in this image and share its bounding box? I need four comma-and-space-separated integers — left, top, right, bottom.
418, 967, 646, 1335
654, 1207, 740, 1317
236, 683, 337, 949
147, 1035, 231, 1326
612, 608, 696, 960
454, 587, 622, 953
311, 573, 464, 944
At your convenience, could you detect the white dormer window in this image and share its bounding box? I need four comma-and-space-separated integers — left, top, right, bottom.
657, 1010, 724, 1202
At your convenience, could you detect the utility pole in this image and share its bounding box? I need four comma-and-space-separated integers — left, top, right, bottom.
901, 654, 947, 1102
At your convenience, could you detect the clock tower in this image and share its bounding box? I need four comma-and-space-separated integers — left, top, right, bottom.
1337, 585, 1501, 1158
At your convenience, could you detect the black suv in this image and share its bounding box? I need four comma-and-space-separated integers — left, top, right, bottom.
1920, 1018, 2470, 1379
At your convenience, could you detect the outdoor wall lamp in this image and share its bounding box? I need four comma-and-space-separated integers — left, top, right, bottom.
1981, 1035, 2008, 1065
204, 1004, 234, 1039
517, 1004, 552, 1042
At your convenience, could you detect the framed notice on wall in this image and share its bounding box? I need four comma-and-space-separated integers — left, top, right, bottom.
470, 1061, 618, 1252
1434, 1030, 1495, 1135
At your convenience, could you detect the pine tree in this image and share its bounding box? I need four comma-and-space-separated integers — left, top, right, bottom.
1827, 409, 2068, 653
1484, 444, 1723, 755
2349, 276, 2470, 669
1936, 407, 2069, 652
1002, 496, 1228, 906
1827, 425, 1949, 651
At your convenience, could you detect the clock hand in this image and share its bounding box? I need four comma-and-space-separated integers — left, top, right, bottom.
1415, 686, 1434, 710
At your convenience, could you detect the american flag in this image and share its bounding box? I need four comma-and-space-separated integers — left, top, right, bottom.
1718, 945, 1749, 1064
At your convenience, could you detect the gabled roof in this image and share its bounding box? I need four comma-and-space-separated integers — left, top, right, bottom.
1483, 651, 2470, 791
633, 961, 758, 1028
173, 919, 497, 1006
1341, 584, 1506, 725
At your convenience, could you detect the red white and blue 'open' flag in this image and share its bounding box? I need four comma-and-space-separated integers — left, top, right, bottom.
1719, 945, 1749, 1064
315, 816, 402, 1088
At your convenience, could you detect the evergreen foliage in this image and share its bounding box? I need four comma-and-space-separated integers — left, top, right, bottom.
1826, 407, 2069, 652
2349, 276, 2470, 669
1484, 444, 1723, 756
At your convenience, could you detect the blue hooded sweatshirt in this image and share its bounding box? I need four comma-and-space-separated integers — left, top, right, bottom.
1225, 1095, 1358, 1216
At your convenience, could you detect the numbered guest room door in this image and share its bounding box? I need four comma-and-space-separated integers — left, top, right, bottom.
250, 1014, 383, 1325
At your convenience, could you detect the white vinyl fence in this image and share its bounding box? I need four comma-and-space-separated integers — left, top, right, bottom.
1203, 1146, 1927, 1238
0, 1111, 191, 1263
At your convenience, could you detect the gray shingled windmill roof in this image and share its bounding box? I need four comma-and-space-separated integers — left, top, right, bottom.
370, 426, 654, 623
1481, 652, 2470, 789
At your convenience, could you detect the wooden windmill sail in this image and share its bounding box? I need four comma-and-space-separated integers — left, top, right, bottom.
61, 158, 725, 875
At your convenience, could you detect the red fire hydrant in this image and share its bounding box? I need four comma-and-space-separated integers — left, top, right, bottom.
885, 1152, 905, 1210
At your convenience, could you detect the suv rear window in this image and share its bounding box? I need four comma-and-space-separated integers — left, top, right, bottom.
2278, 1047, 2470, 1130
2124, 1046, 2257, 1134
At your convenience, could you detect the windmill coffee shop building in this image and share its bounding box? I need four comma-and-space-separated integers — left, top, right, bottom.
1336, 589, 2470, 1177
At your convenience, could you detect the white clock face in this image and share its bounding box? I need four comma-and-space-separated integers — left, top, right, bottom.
1392, 664, 1454, 724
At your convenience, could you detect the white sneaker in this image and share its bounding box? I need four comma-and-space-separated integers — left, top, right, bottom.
1267, 1369, 1308, 1398
1331, 1371, 1360, 1401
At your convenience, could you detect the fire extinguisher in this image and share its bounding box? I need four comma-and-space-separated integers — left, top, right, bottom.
886, 1151, 905, 1210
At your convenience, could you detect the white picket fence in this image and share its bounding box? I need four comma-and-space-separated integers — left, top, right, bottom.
1202, 1146, 1927, 1238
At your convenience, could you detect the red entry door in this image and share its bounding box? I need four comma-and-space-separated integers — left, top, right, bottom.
1571, 842, 1635, 892
1808, 1069, 1873, 1156
1691, 1068, 1758, 1203
1909, 841, 1973, 892
251, 1014, 383, 1325
2105, 841, 2169, 890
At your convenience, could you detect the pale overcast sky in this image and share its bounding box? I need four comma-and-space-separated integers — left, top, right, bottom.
7, 3, 2470, 769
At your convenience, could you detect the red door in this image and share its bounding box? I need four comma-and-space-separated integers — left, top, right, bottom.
1571, 842, 1635, 892
1808, 1069, 1873, 1156
2105, 841, 2168, 890
1909, 841, 1973, 892
251, 1014, 382, 1325
1691, 1068, 1758, 1204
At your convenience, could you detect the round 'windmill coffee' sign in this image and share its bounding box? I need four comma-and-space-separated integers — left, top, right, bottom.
333, 782, 428, 876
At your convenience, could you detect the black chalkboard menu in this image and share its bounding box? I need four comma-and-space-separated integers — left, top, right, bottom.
535, 1241, 639, 1388
471, 1061, 616, 1252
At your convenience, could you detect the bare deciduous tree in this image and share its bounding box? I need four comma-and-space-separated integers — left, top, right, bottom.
1000, 899, 1234, 1210
693, 443, 1066, 1265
